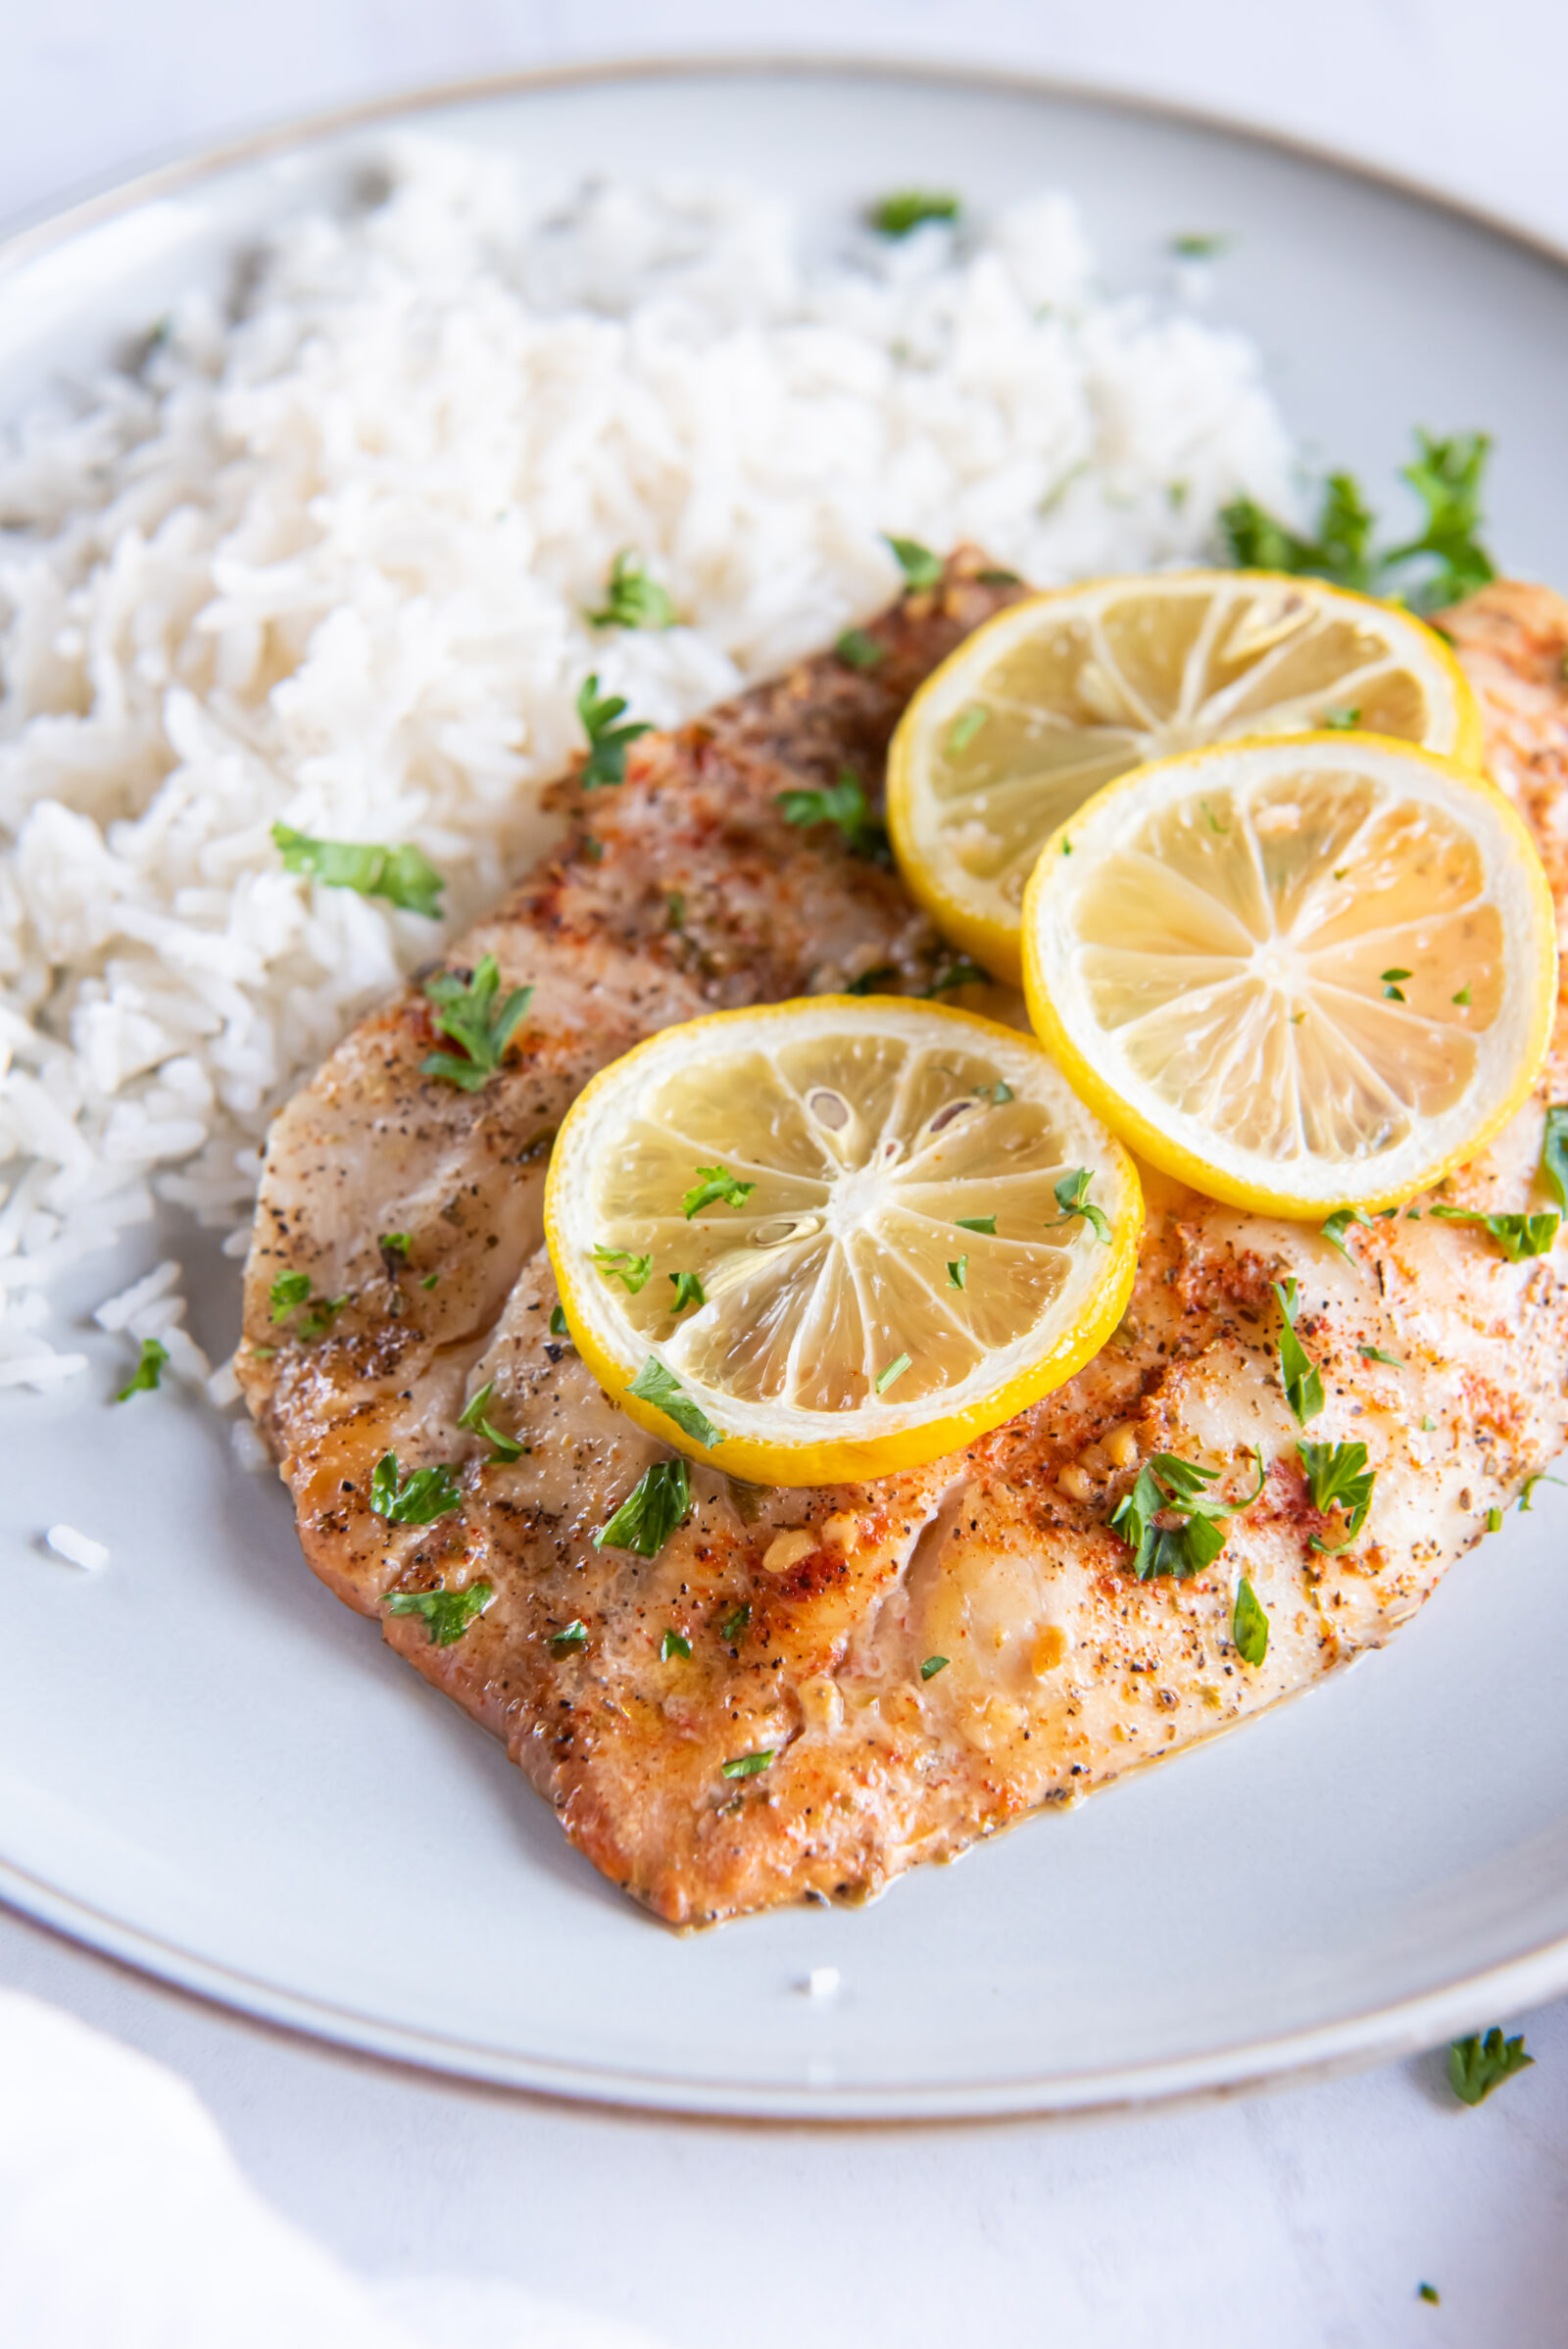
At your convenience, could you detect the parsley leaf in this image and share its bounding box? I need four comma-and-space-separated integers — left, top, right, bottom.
1233, 1575, 1269, 1667
682, 1164, 756, 1219
115, 1337, 169, 1400
550, 1619, 589, 1655
1448, 2028, 1533, 2106
846, 965, 898, 996
871, 190, 960, 237
577, 672, 652, 788
1427, 1205, 1560, 1260
593, 1457, 692, 1557
1220, 429, 1495, 613
947, 706, 988, 755
1273, 1278, 1325, 1424
920, 1655, 950, 1680
457, 1378, 523, 1463
1049, 1166, 1111, 1244
835, 627, 885, 670
947, 1255, 967, 1289
1321, 1206, 1373, 1259
874, 1352, 911, 1395
775, 770, 888, 859
548, 1303, 570, 1339
721, 1749, 776, 1778
1298, 1437, 1377, 1550
628, 1357, 722, 1449
923, 957, 992, 997
385, 1579, 494, 1644
1169, 231, 1230, 258
270, 1269, 312, 1322
1382, 966, 1413, 1003
1359, 1343, 1405, 1368
379, 1231, 413, 1262
1539, 1104, 1568, 1209
421, 954, 533, 1090
955, 1214, 996, 1235
1109, 1448, 1264, 1582
593, 1244, 654, 1294
885, 535, 944, 590
720, 1603, 751, 1639
368, 1452, 464, 1526
587, 550, 677, 630
271, 822, 445, 918
661, 1628, 692, 1661
668, 1270, 706, 1314
1321, 706, 1361, 730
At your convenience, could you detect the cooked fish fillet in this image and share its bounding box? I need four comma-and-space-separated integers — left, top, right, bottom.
239, 562, 1568, 1926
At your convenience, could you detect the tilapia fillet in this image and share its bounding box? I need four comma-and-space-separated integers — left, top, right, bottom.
239, 563, 1568, 1926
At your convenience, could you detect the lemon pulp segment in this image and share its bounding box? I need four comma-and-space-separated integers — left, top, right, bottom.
545, 998, 1142, 1484
888, 570, 1484, 983
1021, 735, 1556, 1215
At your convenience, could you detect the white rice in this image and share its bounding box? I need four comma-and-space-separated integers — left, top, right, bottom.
0, 139, 1296, 1390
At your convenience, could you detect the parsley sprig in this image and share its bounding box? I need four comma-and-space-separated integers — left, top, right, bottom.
1273, 1278, 1325, 1424
115, 1337, 169, 1400
1320, 1206, 1372, 1260
1448, 2028, 1534, 2106
1298, 1438, 1376, 1551
775, 770, 889, 860
682, 1165, 756, 1219
594, 1458, 692, 1557
421, 955, 533, 1091
588, 550, 677, 631
1220, 429, 1495, 613
272, 822, 445, 919
385, 1579, 494, 1644
577, 673, 652, 788
593, 1245, 654, 1294
1109, 1448, 1264, 1581
368, 1452, 464, 1526
1049, 1167, 1111, 1244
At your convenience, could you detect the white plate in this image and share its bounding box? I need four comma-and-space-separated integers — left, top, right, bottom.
5, 60, 1568, 2120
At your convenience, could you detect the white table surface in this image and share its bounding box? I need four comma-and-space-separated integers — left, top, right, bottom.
5, 6, 1568, 2344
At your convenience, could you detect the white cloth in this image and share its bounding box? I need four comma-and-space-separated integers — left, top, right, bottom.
0, 1990, 672, 2349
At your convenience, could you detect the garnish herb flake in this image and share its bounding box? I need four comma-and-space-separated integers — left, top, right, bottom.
1321, 1206, 1372, 1259
576, 672, 652, 788
1428, 1205, 1560, 1261
379, 1231, 413, 1261
776, 771, 887, 859
588, 550, 677, 631
682, 1164, 756, 1219
1233, 1576, 1269, 1667
384, 1579, 494, 1645
594, 1458, 692, 1558
1448, 2028, 1533, 2106
272, 822, 445, 918
368, 1452, 464, 1526
1486, 1506, 1503, 1533
548, 1304, 570, 1339
550, 1619, 589, 1655
920, 1655, 950, 1681
721, 1749, 776, 1778
661, 1628, 692, 1662
593, 1244, 654, 1294
1539, 1103, 1568, 1209
1322, 706, 1361, 729
947, 1256, 967, 1290
1273, 1278, 1325, 1424
947, 706, 988, 757
457, 1378, 524, 1463
1050, 1166, 1112, 1244
1359, 1343, 1405, 1368
421, 954, 533, 1090
955, 1214, 997, 1236
1452, 985, 1472, 1007
1520, 1474, 1564, 1510
846, 965, 898, 996
1169, 231, 1229, 258
875, 1352, 912, 1395
1418, 2284, 1441, 2306
668, 1270, 706, 1315
720, 1603, 751, 1640
871, 190, 960, 237
834, 627, 885, 671
923, 957, 991, 998
1381, 966, 1413, 1003
115, 1337, 169, 1401
885, 535, 944, 591
270, 1269, 312, 1322
628, 1357, 722, 1449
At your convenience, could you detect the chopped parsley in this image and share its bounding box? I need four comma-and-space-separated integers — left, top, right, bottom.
1447, 2028, 1533, 2106
1050, 1166, 1111, 1244
1427, 1205, 1560, 1260
1109, 1448, 1264, 1582
593, 1244, 654, 1294
660, 1628, 692, 1661
1486, 1506, 1503, 1533
923, 957, 991, 997
947, 1255, 967, 1289
115, 1337, 169, 1400
720, 1603, 751, 1640
270, 1269, 312, 1322
1169, 231, 1229, 258
577, 672, 652, 788
776, 770, 888, 859
1321, 706, 1361, 729
834, 627, 885, 670
379, 1231, 413, 1261
720, 1749, 776, 1778
588, 550, 676, 630
955, 1214, 996, 1235
1381, 966, 1413, 1003
1539, 1103, 1568, 1208
920, 1654, 950, 1681
457, 1378, 523, 1462
1220, 428, 1495, 612
384, 1578, 494, 1644
947, 705, 989, 756
1298, 1438, 1376, 1549
548, 1304, 570, 1338
1273, 1278, 1325, 1425
665, 890, 685, 931
594, 1457, 692, 1558
368, 1452, 463, 1526
421, 954, 533, 1090
271, 822, 444, 918
628, 1356, 722, 1448
421, 1272, 440, 1291
1359, 1343, 1405, 1368
846, 965, 898, 996
682, 1164, 756, 1219
1417, 2283, 1441, 2306
1452, 985, 1472, 1007
870, 190, 960, 237
875, 1352, 912, 1395
979, 1080, 1013, 1103
1520, 1473, 1564, 1509
886, 534, 944, 591
1232, 1575, 1269, 1667
549, 1619, 589, 1655
1320, 1206, 1372, 1259
667, 1270, 706, 1314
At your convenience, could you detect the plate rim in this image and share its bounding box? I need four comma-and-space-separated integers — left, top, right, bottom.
4, 49, 1568, 2121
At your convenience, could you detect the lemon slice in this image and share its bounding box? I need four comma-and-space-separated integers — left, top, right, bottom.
888, 570, 1484, 984
1020, 735, 1556, 1216
545, 998, 1142, 1486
